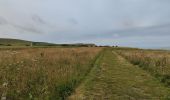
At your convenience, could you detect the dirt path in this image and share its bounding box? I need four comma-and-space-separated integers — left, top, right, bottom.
68, 49, 170, 100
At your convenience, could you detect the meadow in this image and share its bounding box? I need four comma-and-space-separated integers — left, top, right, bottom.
0, 47, 102, 100
116, 48, 170, 86
1, 46, 170, 99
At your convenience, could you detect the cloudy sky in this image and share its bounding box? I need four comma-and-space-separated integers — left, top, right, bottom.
0, 0, 170, 48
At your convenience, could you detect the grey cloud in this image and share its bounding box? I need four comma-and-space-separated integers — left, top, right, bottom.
13, 24, 43, 34
0, 16, 7, 25
32, 14, 46, 25
0, 0, 170, 48
80, 23, 170, 40
68, 18, 78, 25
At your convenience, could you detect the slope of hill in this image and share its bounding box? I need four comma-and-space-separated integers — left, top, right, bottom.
0, 38, 62, 47
0, 38, 31, 46
0, 38, 97, 47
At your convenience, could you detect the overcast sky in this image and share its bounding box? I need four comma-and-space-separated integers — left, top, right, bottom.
0, 0, 170, 48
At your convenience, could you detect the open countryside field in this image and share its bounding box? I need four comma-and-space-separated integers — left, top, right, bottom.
69, 48, 170, 100
1, 46, 170, 99
116, 48, 170, 86
0, 47, 102, 99
1, 0, 170, 99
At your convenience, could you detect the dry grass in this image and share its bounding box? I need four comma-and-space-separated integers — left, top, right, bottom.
0, 47, 102, 100
69, 49, 170, 99
116, 49, 170, 86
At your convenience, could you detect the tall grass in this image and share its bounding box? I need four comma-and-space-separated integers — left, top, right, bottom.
0, 47, 102, 100
116, 49, 170, 86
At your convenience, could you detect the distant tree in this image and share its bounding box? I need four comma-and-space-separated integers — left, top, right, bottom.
25, 44, 30, 46
7, 44, 12, 46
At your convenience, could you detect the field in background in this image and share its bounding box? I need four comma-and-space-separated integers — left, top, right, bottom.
0, 38, 97, 47
0, 47, 102, 99
116, 48, 170, 86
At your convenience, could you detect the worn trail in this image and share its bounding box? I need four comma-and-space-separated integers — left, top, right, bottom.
68, 49, 170, 100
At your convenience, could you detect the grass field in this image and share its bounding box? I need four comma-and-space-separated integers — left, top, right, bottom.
1, 47, 170, 100
69, 48, 170, 99
116, 48, 170, 86
0, 47, 102, 100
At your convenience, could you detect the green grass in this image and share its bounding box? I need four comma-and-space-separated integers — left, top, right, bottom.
0, 38, 31, 46
0, 38, 59, 47
116, 49, 170, 86
0, 38, 97, 47
69, 48, 170, 100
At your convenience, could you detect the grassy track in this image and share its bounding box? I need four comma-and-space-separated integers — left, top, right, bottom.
69, 48, 170, 100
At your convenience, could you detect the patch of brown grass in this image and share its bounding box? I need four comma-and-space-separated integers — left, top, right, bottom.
0, 47, 102, 99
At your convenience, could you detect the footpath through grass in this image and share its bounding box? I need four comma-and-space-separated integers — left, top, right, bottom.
68, 48, 170, 100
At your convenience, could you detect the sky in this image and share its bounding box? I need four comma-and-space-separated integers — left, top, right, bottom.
0, 0, 170, 48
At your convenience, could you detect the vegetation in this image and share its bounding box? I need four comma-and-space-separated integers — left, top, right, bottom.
1, 44, 170, 99
0, 38, 31, 46
69, 48, 170, 99
0, 38, 97, 47
116, 48, 170, 86
0, 47, 102, 99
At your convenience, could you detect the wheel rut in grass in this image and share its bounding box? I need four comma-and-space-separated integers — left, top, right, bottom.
68, 49, 170, 100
